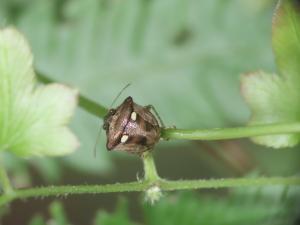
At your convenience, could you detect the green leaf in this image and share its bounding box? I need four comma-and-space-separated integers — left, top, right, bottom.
0, 28, 79, 157
49, 201, 70, 225
272, 0, 300, 80
28, 215, 46, 225
94, 198, 136, 225
28, 202, 69, 225
241, 71, 300, 148
241, 0, 300, 148
143, 190, 297, 225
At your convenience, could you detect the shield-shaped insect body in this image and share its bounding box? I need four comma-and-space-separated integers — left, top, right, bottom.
103, 96, 161, 155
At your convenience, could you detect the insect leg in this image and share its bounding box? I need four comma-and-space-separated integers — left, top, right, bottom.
145, 105, 165, 128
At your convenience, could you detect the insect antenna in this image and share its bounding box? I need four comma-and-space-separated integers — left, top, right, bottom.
93, 125, 103, 158
109, 83, 131, 108
93, 83, 131, 157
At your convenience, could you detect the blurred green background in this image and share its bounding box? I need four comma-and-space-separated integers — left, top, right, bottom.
1, 0, 300, 224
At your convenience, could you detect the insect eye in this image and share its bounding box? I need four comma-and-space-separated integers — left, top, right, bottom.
103, 109, 117, 130
109, 109, 116, 115
102, 123, 108, 130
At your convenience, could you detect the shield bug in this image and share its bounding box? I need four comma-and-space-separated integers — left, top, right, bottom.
103, 96, 162, 155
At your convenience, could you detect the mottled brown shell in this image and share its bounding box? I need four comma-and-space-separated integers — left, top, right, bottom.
103, 96, 161, 154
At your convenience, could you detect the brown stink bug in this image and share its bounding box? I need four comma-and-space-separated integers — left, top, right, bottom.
103, 96, 163, 155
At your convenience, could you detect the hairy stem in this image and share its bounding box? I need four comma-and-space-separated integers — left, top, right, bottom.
142, 152, 160, 182
159, 176, 300, 190
0, 181, 147, 207
0, 176, 299, 207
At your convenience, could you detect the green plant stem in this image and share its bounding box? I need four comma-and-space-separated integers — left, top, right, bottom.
37, 72, 108, 118
159, 177, 300, 190
0, 156, 13, 194
37, 73, 300, 142
161, 122, 300, 140
0, 176, 299, 207
142, 152, 160, 182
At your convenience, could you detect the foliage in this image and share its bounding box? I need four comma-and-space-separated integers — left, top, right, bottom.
94, 198, 137, 225
0, 27, 78, 157
241, 0, 300, 148
143, 190, 296, 225
29, 201, 70, 225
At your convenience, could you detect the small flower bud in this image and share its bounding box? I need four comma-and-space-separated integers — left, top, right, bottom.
145, 185, 162, 204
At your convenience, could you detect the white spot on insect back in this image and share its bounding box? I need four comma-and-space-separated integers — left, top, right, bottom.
121, 135, 129, 143
131, 112, 137, 121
